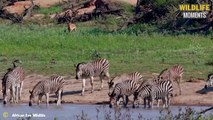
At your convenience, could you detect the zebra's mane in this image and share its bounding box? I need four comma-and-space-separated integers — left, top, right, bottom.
208, 73, 213, 79
32, 81, 44, 95
76, 62, 87, 68
158, 68, 169, 76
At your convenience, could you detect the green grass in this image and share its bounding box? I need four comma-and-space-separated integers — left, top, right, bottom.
0, 22, 212, 81
34, 5, 62, 15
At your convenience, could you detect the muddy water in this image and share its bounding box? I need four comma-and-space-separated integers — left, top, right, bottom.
0, 104, 212, 120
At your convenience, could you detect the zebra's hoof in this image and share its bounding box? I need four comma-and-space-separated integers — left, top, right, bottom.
3, 101, 6, 104
109, 104, 112, 108
124, 106, 128, 108
29, 102, 32, 106
81, 93, 84, 96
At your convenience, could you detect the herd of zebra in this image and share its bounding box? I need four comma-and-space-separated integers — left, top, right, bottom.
1, 58, 213, 108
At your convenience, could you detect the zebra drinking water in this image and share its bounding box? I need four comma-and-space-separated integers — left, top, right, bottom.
149, 80, 173, 108
109, 80, 138, 108
133, 79, 173, 108
133, 81, 152, 108
108, 72, 142, 95
75, 58, 110, 95
29, 75, 65, 106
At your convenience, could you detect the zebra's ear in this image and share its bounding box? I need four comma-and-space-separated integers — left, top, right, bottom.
29, 90, 32, 94
111, 82, 114, 85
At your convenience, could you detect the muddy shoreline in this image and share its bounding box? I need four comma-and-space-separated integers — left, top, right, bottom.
1, 74, 213, 107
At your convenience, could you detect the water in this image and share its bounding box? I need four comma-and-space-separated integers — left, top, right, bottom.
0, 104, 212, 120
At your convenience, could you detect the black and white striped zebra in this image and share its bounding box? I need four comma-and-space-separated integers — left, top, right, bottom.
75, 58, 110, 95
109, 80, 138, 108
158, 64, 184, 95
205, 73, 213, 89
29, 75, 65, 106
133, 80, 152, 108
133, 80, 173, 108
108, 72, 142, 95
2, 60, 25, 104
149, 80, 173, 108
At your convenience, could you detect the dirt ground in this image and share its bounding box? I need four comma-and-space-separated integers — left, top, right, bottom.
0, 74, 213, 106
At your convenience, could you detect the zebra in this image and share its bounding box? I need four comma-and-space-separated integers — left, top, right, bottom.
158, 64, 184, 95
2, 60, 25, 104
75, 58, 110, 95
133, 79, 173, 108
29, 75, 65, 106
108, 72, 142, 95
109, 80, 138, 108
149, 80, 173, 108
133, 80, 152, 108
205, 73, 213, 89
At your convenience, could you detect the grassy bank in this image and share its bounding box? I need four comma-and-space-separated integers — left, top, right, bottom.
0, 23, 212, 80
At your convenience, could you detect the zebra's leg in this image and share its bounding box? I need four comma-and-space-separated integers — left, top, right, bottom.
148, 99, 152, 108
162, 98, 166, 108
178, 78, 182, 95
19, 81, 23, 100
99, 75, 103, 90
167, 97, 170, 108
116, 96, 120, 107
11, 86, 16, 103
15, 86, 19, 103
9, 88, 13, 102
38, 95, 42, 105
105, 71, 110, 83
57, 90, 62, 105
150, 99, 154, 108
45, 93, 49, 106
90, 77, 94, 93
157, 99, 160, 107
144, 98, 146, 108
124, 96, 129, 108
81, 79, 86, 95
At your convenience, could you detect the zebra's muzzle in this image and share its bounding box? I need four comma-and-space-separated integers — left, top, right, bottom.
29, 102, 32, 106
109, 104, 112, 108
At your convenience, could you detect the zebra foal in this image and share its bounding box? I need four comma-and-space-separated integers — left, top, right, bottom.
75, 58, 110, 95
29, 75, 65, 106
2, 60, 25, 104
109, 80, 138, 108
158, 64, 183, 95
